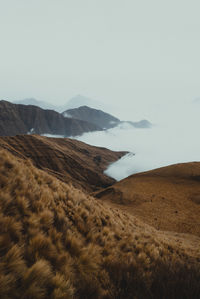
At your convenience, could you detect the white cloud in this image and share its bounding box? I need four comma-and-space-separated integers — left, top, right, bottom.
76, 102, 200, 180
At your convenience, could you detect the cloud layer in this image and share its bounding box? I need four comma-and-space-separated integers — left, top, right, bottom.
76, 102, 200, 181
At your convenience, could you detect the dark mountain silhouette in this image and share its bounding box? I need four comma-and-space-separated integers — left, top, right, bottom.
63, 105, 120, 129
63, 105, 152, 129
0, 100, 101, 137
0, 134, 126, 192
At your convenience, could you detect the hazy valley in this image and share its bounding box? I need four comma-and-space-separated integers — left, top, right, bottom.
0, 97, 199, 298
2, 1, 200, 297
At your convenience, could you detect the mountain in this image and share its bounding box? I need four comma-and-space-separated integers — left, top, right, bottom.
0, 147, 199, 298
12, 95, 112, 113
63, 106, 120, 129
12, 97, 152, 129
63, 105, 152, 130
0, 100, 101, 137
0, 134, 126, 192
95, 162, 200, 237
14, 98, 58, 111
125, 119, 152, 128
61, 94, 110, 112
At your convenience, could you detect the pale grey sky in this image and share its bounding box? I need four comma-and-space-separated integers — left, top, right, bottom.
1, 0, 200, 119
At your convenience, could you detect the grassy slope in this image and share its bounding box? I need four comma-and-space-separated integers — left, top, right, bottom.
0, 149, 199, 299
0, 134, 126, 192
95, 162, 200, 237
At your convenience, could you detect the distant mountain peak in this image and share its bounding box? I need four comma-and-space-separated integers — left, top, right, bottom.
63, 105, 120, 129
63, 105, 152, 130
14, 98, 57, 111
63, 94, 109, 111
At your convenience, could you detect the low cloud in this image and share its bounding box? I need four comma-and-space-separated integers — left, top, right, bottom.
76, 102, 200, 181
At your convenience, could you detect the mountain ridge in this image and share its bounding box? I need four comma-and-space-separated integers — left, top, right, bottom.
12, 94, 111, 112
63, 105, 120, 129
63, 105, 152, 129
0, 100, 102, 137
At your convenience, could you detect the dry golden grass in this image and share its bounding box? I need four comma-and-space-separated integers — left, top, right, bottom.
0, 149, 199, 298
95, 162, 200, 237
0, 134, 126, 192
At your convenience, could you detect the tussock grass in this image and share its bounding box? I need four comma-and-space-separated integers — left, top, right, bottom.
0, 149, 199, 298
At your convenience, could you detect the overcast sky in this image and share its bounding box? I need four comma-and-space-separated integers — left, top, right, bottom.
1, 0, 200, 119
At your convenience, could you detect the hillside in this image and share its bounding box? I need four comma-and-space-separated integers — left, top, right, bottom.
63, 106, 120, 129
95, 162, 200, 237
0, 134, 126, 192
0, 148, 199, 298
0, 101, 101, 137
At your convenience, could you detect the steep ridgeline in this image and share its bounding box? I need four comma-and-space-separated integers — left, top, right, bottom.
63, 105, 152, 129
63, 105, 120, 129
95, 162, 200, 237
0, 100, 101, 137
0, 134, 126, 192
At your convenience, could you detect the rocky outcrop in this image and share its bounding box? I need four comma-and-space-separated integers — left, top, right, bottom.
0, 100, 101, 137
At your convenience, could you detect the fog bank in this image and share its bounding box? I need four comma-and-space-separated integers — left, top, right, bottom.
75, 102, 200, 181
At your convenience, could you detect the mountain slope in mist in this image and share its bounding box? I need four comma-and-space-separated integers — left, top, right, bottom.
96, 162, 200, 237
63, 106, 120, 129
0, 100, 101, 137
0, 148, 199, 298
12, 95, 111, 113
64, 105, 152, 130
14, 98, 58, 111
0, 134, 126, 192
62, 94, 110, 112
122, 119, 152, 128
77, 100, 200, 180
